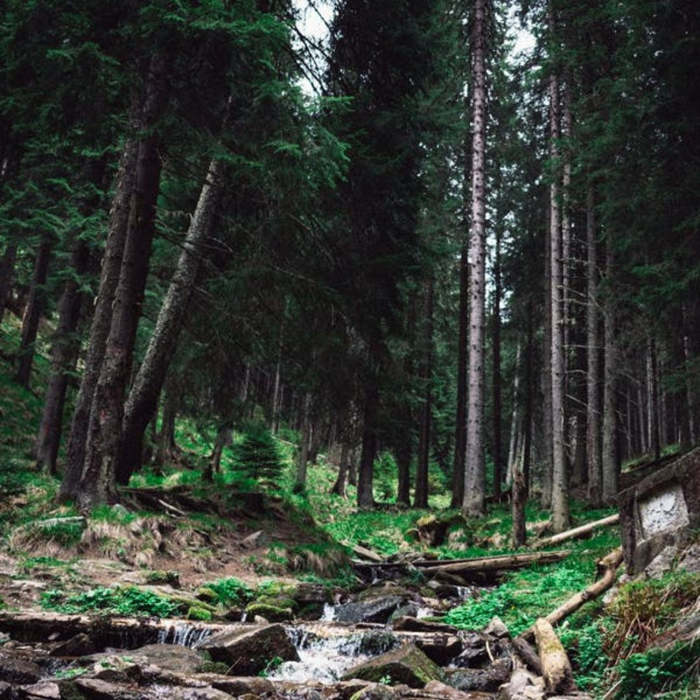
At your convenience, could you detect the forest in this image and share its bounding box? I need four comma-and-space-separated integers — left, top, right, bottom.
0, 1, 698, 699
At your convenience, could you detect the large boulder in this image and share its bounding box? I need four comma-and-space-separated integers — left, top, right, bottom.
334, 596, 403, 624
342, 643, 443, 688
200, 623, 299, 675
0, 650, 41, 685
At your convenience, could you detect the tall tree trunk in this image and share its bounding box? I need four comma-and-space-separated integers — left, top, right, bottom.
646, 336, 660, 460
295, 393, 311, 491
117, 157, 223, 484
396, 436, 412, 506
415, 277, 434, 509
156, 378, 179, 465
0, 242, 17, 325
542, 209, 554, 509
548, 33, 570, 532
507, 342, 521, 483
357, 384, 378, 508
585, 187, 602, 505
78, 56, 168, 509
59, 107, 141, 502
492, 227, 503, 501
205, 423, 232, 481
463, 0, 488, 518
331, 441, 350, 497
602, 243, 618, 503
35, 240, 90, 473
15, 234, 52, 387
452, 242, 469, 507
682, 310, 696, 445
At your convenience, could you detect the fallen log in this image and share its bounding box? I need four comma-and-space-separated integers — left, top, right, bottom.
519, 547, 623, 641
533, 618, 575, 694
512, 635, 543, 676
344, 541, 385, 562
415, 550, 571, 575
534, 514, 620, 549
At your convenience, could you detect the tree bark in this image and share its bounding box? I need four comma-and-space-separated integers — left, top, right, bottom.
205, 423, 232, 481
452, 242, 469, 507
0, 242, 17, 325
463, 0, 488, 518
602, 243, 619, 503
35, 240, 90, 473
492, 226, 503, 501
155, 377, 179, 465
414, 277, 433, 509
78, 55, 168, 508
585, 187, 602, 505
357, 384, 378, 508
507, 342, 521, 483
295, 393, 311, 491
331, 441, 350, 497
117, 157, 223, 484
646, 335, 660, 460
59, 103, 141, 502
542, 209, 554, 509
15, 234, 52, 387
548, 25, 570, 532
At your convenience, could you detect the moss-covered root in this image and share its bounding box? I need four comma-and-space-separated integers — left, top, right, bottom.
533, 618, 575, 694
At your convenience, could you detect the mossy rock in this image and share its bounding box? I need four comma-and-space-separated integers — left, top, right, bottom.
200, 660, 230, 674
244, 602, 293, 622
254, 594, 296, 611
342, 643, 443, 688
195, 586, 219, 604
145, 570, 180, 587
187, 606, 213, 621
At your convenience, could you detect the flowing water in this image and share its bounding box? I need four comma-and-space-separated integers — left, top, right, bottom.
157, 622, 212, 648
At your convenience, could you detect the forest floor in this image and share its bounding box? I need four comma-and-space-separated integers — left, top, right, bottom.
0, 318, 698, 699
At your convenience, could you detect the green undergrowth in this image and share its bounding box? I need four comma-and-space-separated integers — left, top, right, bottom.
41, 586, 179, 617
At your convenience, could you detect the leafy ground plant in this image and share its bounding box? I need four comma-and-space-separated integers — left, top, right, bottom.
41, 586, 179, 617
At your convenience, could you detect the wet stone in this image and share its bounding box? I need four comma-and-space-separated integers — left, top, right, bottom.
334, 596, 404, 624
444, 657, 512, 693
0, 650, 42, 684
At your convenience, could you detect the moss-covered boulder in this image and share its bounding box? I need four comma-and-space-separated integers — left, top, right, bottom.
342, 643, 443, 688
244, 602, 293, 622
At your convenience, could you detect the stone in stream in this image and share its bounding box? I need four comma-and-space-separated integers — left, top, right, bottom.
342, 643, 443, 688
334, 596, 404, 624
200, 623, 299, 675
49, 632, 95, 657
392, 617, 459, 634
16, 680, 61, 699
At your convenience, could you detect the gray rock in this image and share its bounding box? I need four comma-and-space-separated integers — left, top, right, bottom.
50, 632, 96, 657
445, 658, 512, 693
73, 678, 143, 699
644, 544, 679, 579
453, 633, 488, 668
497, 667, 546, 700
0, 682, 10, 700
0, 650, 42, 684
678, 543, 700, 574
334, 596, 403, 624
200, 623, 299, 675
483, 616, 509, 638
392, 617, 459, 634
16, 681, 60, 699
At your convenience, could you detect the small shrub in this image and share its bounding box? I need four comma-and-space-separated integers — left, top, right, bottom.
231, 426, 283, 485
201, 577, 253, 607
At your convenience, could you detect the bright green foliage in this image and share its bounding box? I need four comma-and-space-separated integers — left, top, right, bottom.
444, 559, 595, 636
41, 586, 178, 617
231, 426, 283, 485
616, 640, 700, 699
201, 577, 253, 607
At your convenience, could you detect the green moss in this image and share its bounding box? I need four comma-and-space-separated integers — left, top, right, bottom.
187, 605, 213, 621
244, 602, 293, 622
200, 660, 230, 674
145, 570, 180, 587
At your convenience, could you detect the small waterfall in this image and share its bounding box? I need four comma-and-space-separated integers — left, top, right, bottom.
321, 603, 336, 622
415, 606, 434, 619
456, 586, 473, 601
269, 626, 399, 683
157, 623, 212, 648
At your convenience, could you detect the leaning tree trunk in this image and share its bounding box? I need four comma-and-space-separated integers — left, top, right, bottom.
585, 187, 602, 505
451, 242, 469, 507
155, 377, 179, 465
331, 441, 350, 497
415, 277, 434, 509
602, 243, 618, 503
59, 104, 141, 502
0, 242, 17, 325
463, 0, 488, 518
548, 28, 570, 532
35, 240, 90, 473
78, 56, 168, 509
117, 158, 223, 484
15, 234, 52, 388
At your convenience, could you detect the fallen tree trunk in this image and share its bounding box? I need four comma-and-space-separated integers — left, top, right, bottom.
520, 547, 623, 641
534, 513, 619, 549
512, 635, 543, 676
533, 618, 575, 694
415, 550, 571, 575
